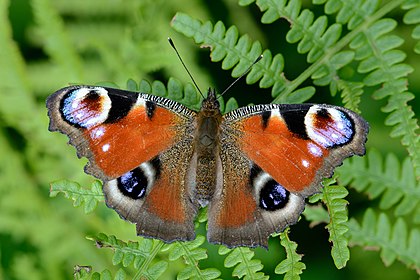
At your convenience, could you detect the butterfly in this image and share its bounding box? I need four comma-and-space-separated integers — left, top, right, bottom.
46, 84, 368, 248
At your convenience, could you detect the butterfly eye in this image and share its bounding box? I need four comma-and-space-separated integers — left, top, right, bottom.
117, 168, 148, 199
259, 179, 290, 211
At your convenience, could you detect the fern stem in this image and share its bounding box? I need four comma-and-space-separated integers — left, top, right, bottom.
274, 0, 406, 102
133, 241, 164, 280
237, 248, 256, 279
178, 241, 205, 278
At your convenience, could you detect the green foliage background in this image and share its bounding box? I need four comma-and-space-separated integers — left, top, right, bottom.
0, 0, 419, 279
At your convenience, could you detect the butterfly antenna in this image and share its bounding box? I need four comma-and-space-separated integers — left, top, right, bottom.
219, 55, 263, 98
168, 38, 204, 98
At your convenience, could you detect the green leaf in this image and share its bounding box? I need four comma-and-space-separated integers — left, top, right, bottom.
219, 246, 268, 279
337, 149, 420, 219
348, 209, 420, 271
277, 87, 315, 104
275, 230, 306, 280
164, 236, 220, 280
49, 180, 103, 213
322, 183, 350, 269
88, 234, 167, 279
225, 97, 239, 113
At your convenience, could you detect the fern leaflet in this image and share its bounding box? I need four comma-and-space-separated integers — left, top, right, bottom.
321, 180, 350, 269
347, 209, 420, 272
163, 236, 221, 280
337, 149, 420, 221
88, 233, 167, 279
402, 0, 420, 54
275, 229, 305, 280
302, 180, 350, 268
50, 180, 103, 214
219, 246, 268, 279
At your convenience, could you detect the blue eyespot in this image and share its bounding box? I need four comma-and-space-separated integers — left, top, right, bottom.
259, 180, 289, 211
117, 168, 147, 199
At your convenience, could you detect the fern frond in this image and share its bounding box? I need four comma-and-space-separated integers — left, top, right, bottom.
163, 236, 221, 280
402, 0, 420, 54
275, 229, 305, 280
303, 180, 350, 268
334, 0, 420, 178
347, 209, 420, 272
240, 0, 360, 99
336, 80, 363, 113
337, 149, 420, 220
219, 246, 268, 279
31, 0, 84, 80
0, 0, 38, 132
171, 12, 315, 103
0, 0, 29, 90
49, 180, 103, 214
321, 180, 350, 269
88, 233, 167, 279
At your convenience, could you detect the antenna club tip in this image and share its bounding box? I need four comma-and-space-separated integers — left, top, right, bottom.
255, 54, 263, 63
168, 37, 175, 48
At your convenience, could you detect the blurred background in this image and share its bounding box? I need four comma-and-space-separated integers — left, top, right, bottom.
0, 0, 418, 279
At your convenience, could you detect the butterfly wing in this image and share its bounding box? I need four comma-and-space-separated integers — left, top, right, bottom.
47, 86, 199, 242
208, 104, 368, 248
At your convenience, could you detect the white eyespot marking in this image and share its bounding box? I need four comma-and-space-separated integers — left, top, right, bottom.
304, 105, 354, 148
253, 172, 272, 193
61, 87, 111, 128
302, 159, 309, 168
308, 142, 323, 157
135, 97, 147, 107
139, 161, 156, 189
102, 143, 110, 152
90, 126, 106, 139
270, 108, 282, 119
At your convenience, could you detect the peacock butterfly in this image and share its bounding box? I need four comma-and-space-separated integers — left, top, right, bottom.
46, 55, 368, 248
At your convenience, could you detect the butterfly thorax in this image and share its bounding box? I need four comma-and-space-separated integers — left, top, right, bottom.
194, 88, 222, 204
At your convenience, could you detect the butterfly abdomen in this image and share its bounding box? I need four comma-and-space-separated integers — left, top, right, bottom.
193, 97, 223, 204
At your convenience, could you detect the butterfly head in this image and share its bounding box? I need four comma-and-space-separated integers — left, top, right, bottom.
201, 88, 220, 116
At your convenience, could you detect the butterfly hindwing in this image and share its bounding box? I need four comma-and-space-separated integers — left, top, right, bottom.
47, 86, 199, 241
207, 103, 368, 247
104, 144, 198, 242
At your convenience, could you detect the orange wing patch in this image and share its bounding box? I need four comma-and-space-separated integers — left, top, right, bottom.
216, 179, 256, 227
144, 170, 187, 223
85, 106, 180, 178
240, 115, 329, 192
